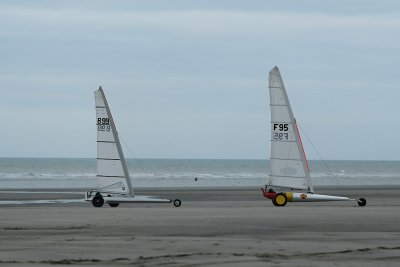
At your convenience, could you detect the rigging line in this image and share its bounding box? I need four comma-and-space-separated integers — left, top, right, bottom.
296, 122, 342, 185
119, 135, 145, 178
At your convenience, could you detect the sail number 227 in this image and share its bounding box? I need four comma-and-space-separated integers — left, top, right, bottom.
273, 123, 289, 140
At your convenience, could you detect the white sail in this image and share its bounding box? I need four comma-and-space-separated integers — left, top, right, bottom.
95, 87, 134, 196
268, 67, 313, 192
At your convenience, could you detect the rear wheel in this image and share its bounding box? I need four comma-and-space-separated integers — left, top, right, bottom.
92, 194, 104, 208
109, 203, 119, 208
357, 198, 367, 207
173, 199, 181, 207
274, 193, 287, 207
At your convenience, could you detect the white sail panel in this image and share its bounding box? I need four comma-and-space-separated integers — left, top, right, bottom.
268, 67, 313, 192
269, 176, 309, 190
97, 177, 129, 193
269, 87, 287, 106
271, 106, 291, 122
94, 88, 134, 196
270, 159, 307, 178
97, 159, 125, 177
271, 141, 301, 159
97, 142, 120, 160
95, 90, 106, 106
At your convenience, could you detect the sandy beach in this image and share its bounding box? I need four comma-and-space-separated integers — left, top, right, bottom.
0, 187, 399, 266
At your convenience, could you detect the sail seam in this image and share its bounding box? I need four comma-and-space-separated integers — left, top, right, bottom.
269, 174, 306, 179
97, 175, 126, 178
97, 141, 116, 143
270, 104, 287, 107
270, 140, 297, 143
270, 157, 301, 161
97, 158, 121, 161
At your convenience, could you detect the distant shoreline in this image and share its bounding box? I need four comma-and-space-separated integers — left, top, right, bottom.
1, 185, 400, 193
0, 157, 400, 162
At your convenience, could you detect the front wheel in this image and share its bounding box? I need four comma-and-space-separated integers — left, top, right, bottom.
92, 194, 104, 207
173, 199, 181, 207
274, 193, 287, 207
109, 203, 119, 208
357, 198, 367, 207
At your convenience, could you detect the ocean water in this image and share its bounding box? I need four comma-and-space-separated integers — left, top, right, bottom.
0, 158, 399, 189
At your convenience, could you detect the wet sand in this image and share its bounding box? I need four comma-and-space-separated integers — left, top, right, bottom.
0, 187, 399, 266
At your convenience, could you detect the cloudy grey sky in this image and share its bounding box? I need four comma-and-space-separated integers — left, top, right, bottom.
1, 0, 399, 160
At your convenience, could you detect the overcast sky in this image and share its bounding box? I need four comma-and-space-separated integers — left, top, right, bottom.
1, 0, 399, 160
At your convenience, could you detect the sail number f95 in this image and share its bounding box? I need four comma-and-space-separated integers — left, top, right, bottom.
273, 123, 289, 140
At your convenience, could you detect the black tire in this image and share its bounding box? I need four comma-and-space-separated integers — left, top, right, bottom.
357, 198, 367, 207
109, 203, 119, 208
274, 193, 287, 207
92, 195, 104, 208
272, 198, 279, 206
173, 199, 181, 207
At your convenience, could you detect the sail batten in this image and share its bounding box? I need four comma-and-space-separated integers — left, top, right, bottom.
268, 67, 313, 192
270, 157, 302, 161
269, 174, 308, 178
97, 175, 126, 178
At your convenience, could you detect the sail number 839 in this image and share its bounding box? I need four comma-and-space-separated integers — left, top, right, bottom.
273, 123, 289, 140
97, 118, 111, 132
